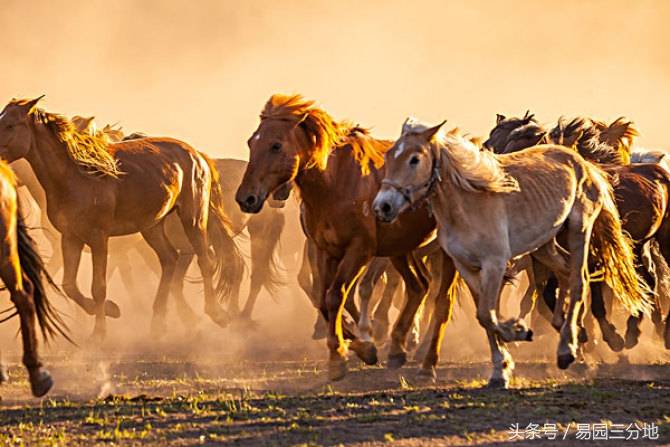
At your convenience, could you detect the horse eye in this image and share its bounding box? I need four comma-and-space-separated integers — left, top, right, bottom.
270, 142, 282, 153
409, 155, 420, 166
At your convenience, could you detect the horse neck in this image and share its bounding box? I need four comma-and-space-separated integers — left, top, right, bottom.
431, 150, 470, 229
25, 123, 86, 198
294, 160, 333, 209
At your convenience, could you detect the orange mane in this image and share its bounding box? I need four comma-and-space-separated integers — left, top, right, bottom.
261, 94, 388, 175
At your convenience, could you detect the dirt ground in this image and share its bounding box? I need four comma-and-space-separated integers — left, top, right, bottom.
1, 353, 669, 446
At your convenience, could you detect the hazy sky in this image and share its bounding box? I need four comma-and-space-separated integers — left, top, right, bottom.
1, 0, 668, 158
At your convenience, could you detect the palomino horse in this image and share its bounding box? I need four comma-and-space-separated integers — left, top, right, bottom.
0, 160, 68, 397
236, 95, 452, 380
487, 114, 670, 349
374, 119, 649, 387
0, 97, 240, 340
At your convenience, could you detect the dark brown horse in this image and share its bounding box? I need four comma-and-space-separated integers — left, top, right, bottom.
0, 97, 241, 340
485, 114, 669, 349
0, 160, 68, 397
236, 94, 450, 380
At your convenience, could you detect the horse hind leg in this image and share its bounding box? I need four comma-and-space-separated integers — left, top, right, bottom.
624, 243, 656, 348
171, 252, 199, 328
141, 223, 179, 337
590, 282, 625, 352
0, 258, 52, 397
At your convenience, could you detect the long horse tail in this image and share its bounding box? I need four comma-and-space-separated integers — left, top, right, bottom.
16, 213, 72, 343
589, 168, 652, 316
203, 155, 246, 303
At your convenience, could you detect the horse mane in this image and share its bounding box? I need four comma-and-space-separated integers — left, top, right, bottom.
551, 116, 628, 165
261, 94, 386, 175
508, 122, 547, 143
597, 117, 638, 163
18, 100, 122, 177
404, 118, 518, 193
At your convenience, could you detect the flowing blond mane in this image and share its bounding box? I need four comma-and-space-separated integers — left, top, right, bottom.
261, 94, 387, 175
21, 101, 122, 177
403, 118, 519, 193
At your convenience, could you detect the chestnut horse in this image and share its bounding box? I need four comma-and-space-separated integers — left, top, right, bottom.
236, 95, 451, 380
0, 97, 240, 340
486, 114, 670, 349
0, 160, 68, 397
375, 119, 649, 387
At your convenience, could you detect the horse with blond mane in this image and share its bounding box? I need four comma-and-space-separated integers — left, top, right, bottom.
0, 97, 242, 340
236, 94, 455, 380
375, 118, 649, 387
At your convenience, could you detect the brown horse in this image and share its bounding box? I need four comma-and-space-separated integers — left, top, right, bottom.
236, 95, 448, 380
486, 114, 669, 349
0, 160, 68, 397
0, 97, 240, 340
375, 119, 649, 387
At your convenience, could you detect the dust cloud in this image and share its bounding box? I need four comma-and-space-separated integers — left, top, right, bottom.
0, 0, 669, 399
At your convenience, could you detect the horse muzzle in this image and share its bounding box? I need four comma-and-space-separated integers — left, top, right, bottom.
235, 190, 267, 214
373, 189, 404, 223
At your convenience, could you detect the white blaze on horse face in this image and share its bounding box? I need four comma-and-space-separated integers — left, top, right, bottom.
394, 141, 405, 158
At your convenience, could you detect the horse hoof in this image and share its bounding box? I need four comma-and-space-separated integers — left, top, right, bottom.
525, 329, 534, 342
578, 327, 588, 344
624, 330, 640, 350
328, 359, 347, 381
416, 367, 436, 383
387, 352, 407, 369
605, 333, 625, 352
312, 320, 328, 340
206, 308, 230, 328
486, 377, 508, 389
557, 353, 575, 370
0, 364, 8, 384
351, 340, 378, 365
30, 368, 53, 398
104, 301, 121, 319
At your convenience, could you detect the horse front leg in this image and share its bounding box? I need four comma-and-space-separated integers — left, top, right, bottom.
418, 252, 457, 381
357, 257, 387, 343
322, 248, 374, 381
62, 233, 120, 320
387, 254, 429, 369
89, 232, 111, 341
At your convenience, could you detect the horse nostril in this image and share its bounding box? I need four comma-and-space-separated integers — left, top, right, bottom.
245, 195, 257, 206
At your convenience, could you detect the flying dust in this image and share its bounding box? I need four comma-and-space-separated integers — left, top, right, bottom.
0, 0, 669, 402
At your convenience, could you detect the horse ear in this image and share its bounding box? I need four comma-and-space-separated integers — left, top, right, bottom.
496, 114, 505, 124
22, 95, 45, 113
420, 120, 447, 141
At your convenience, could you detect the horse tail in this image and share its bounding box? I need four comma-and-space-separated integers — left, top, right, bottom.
589, 168, 651, 316
16, 213, 72, 343
203, 155, 246, 303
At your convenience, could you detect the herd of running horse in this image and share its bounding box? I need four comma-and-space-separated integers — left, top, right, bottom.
0, 94, 668, 398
